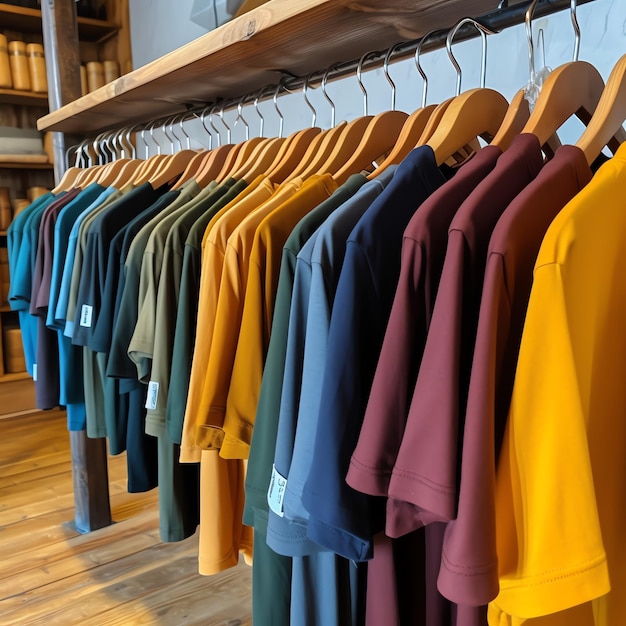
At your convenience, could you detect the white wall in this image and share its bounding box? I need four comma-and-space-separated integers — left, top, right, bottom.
128, 0, 626, 153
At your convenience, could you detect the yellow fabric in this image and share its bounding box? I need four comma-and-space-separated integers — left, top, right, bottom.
190, 177, 305, 452
221, 174, 337, 459
197, 449, 253, 575
180, 176, 273, 463
489, 146, 626, 625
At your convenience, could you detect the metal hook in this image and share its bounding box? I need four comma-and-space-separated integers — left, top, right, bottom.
139, 125, 150, 158
233, 95, 250, 141
446, 18, 497, 96
253, 87, 267, 138
208, 104, 223, 147
415, 30, 445, 108
273, 81, 285, 138
200, 106, 214, 150
384, 42, 405, 111
217, 102, 232, 144
173, 113, 191, 150
92, 132, 105, 165
525, 0, 541, 87
321, 65, 336, 127
570, 0, 580, 62
149, 119, 162, 156
162, 116, 178, 152
125, 125, 138, 159
303, 72, 317, 127
356, 51, 379, 116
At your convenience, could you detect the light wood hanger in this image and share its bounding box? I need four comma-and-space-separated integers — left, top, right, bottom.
516, 0, 606, 152
230, 136, 286, 180
424, 19, 510, 166
287, 122, 347, 180
490, 88, 531, 150
520, 60, 605, 148
53, 139, 94, 192
576, 53, 626, 165
264, 127, 321, 182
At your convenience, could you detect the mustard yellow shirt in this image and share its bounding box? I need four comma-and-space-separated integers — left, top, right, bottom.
490, 146, 626, 625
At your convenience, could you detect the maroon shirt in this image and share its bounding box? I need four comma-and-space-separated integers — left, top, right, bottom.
437, 145, 593, 608
387, 134, 544, 536
347, 146, 502, 500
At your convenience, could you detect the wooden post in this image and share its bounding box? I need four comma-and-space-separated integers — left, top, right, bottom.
40, 0, 112, 533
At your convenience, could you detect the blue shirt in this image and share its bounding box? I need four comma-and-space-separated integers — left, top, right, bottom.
301, 147, 448, 560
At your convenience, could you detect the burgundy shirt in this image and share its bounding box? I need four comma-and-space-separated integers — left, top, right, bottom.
437, 145, 593, 608
347, 146, 502, 499
387, 134, 544, 536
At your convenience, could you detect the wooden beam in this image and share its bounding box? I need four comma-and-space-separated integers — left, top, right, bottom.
40, 0, 112, 533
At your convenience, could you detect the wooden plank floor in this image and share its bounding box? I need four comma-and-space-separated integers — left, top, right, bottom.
0, 409, 252, 626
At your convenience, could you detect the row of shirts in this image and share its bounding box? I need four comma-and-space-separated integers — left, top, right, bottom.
8, 132, 626, 626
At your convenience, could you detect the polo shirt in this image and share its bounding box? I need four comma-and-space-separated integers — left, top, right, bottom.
301, 146, 449, 561
188, 178, 305, 452
346, 146, 501, 499
221, 173, 338, 459
387, 134, 544, 536
489, 144, 626, 625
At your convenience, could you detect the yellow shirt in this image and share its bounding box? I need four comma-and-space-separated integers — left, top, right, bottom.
489, 146, 626, 625
191, 177, 306, 452
180, 176, 274, 463
221, 173, 337, 459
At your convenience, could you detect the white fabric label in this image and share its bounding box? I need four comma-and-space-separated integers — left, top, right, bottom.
146, 381, 159, 410
33, 363, 37, 382
79, 304, 93, 328
267, 464, 287, 518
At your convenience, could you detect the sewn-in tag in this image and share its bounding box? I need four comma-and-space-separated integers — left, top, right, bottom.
145, 381, 159, 410
267, 464, 287, 518
80, 304, 93, 328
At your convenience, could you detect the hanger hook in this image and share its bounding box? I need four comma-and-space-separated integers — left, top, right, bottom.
570, 0, 580, 62
139, 126, 150, 158
124, 125, 138, 158
200, 106, 214, 150
446, 18, 497, 95
357, 51, 378, 116
274, 81, 285, 138
233, 95, 250, 141
253, 87, 268, 138
208, 104, 223, 147
164, 116, 179, 152
217, 102, 232, 144
415, 30, 440, 108
177, 113, 192, 150
303, 72, 317, 127
169, 114, 184, 151
525, 0, 541, 87
321, 65, 336, 127
384, 42, 404, 111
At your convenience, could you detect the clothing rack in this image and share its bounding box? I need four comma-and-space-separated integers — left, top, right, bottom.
39, 0, 600, 533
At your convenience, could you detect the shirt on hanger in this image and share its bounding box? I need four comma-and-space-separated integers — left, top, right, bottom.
301, 146, 449, 561
438, 145, 593, 609
387, 134, 544, 537
188, 177, 306, 452
143, 177, 250, 437
127, 179, 237, 384
176, 177, 275, 463
489, 143, 626, 626
221, 173, 338, 459
346, 145, 501, 501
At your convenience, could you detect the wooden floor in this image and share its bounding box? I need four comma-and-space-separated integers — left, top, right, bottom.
0, 409, 252, 626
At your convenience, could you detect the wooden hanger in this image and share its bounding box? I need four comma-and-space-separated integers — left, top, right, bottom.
367, 105, 437, 179
215, 136, 267, 181
424, 18, 510, 165
490, 88, 531, 150
426, 88, 509, 166
287, 122, 347, 180
333, 110, 407, 184
520, 60, 605, 149
576, 53, 626, 165
230, 136, 285, 180
263, 127, 321, 182
173, 144, 236, 189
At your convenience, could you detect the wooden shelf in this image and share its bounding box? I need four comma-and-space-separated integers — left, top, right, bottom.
0, 87, 48, 107
0, 161, 53, 170
37, 0, 505, 134
0, 3, 118, 41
